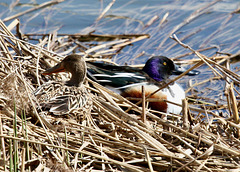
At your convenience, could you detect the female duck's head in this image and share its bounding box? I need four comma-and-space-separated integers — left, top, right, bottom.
43, 54, 86, 87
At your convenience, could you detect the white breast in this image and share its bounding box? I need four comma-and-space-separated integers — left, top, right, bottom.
163, 83, 185, 114
146, 83, 185, 114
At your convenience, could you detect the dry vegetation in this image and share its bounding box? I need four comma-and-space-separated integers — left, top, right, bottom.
0, 1, 240, 172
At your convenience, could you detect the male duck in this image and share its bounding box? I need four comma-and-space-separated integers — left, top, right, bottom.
35, 54, 92, 115
87, 56, 199, 114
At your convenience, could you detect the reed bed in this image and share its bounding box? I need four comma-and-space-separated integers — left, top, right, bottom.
0, 18, 239, 172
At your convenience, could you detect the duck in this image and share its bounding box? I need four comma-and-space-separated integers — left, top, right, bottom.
87, 56, 199, 114
35, 54, 92, 115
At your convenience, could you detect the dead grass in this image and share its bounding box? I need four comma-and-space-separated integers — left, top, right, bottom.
0, 15, 239, 172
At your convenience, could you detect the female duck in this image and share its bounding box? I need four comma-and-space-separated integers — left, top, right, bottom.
35, 54, 92, 115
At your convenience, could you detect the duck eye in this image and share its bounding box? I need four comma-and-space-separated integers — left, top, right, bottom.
163, 62, 167, 66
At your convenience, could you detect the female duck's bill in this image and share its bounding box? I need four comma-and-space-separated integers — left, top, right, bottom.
87, 56, 200, 114
35, 54, 92, 115
42, 62, 65, 75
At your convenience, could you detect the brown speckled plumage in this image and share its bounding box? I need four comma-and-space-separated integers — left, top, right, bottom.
35, 54, 92, 115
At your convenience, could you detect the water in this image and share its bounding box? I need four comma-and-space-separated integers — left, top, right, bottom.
1, 1, 240, 56
0, 0, 240, 104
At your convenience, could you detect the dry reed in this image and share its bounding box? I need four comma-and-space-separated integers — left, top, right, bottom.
0, 17, 239, 172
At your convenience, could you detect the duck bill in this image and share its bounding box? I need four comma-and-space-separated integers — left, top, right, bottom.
172, 64, 200, 76
42, 63, 65, 75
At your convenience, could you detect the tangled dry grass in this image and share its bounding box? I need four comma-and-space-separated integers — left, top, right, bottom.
0, 18, 240, 172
